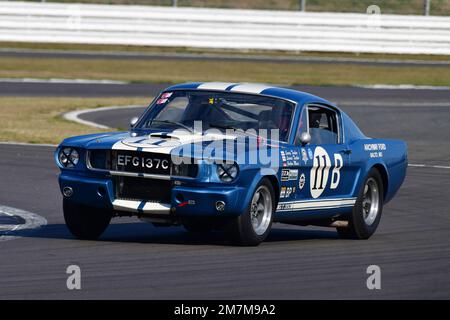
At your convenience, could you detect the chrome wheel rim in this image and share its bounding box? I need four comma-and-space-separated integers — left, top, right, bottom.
362, 177, 380, 226
250, 185, 272, 236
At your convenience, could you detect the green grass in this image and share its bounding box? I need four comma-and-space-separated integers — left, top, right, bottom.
18, 0, 450, 15
0, 97, 149, 144
1, 55, 450, 87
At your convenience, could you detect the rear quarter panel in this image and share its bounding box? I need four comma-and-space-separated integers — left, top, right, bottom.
348, 138, 408, 204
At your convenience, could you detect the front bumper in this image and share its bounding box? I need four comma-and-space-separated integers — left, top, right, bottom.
58, 173, 247, 217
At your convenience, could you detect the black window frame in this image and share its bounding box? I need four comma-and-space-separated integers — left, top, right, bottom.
295, 103, 343, 145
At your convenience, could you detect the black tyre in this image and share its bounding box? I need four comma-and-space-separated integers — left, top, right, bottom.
337, 168, 384, 239
227, 178, 275, 246
63, 199, 112, 240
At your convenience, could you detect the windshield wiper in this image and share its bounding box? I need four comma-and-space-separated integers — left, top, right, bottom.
148, 120, 194, 133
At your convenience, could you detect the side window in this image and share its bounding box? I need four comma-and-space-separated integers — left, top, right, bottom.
294, 107, 308, 145
308, 106, 339, 145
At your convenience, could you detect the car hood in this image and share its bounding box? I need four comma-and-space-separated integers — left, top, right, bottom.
61, 129, 280, 160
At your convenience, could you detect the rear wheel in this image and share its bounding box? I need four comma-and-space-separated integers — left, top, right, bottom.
63, 199, 112, 240
337, 168, 383, 239
227, 178, 275, 246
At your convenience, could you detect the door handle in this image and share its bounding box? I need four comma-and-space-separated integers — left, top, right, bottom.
340, 148, 352, 155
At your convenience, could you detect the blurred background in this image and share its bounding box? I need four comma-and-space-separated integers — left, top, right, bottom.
8, 0, 450, 15
1, 1, 450, 300
0, 0, 449, 144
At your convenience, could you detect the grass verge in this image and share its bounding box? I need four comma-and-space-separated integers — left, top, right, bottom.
1, 56, 450, 86
0, 96, 149, 145
2, 41, 450, 62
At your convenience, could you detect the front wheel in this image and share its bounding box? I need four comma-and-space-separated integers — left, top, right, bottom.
63, 199, 112, 240
227, 178, 275, 246
337, 168, 384, 239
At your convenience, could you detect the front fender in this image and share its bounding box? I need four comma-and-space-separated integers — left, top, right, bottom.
238, 168, 280, 214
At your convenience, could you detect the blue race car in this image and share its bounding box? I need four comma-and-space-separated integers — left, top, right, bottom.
55, 82, 407, 246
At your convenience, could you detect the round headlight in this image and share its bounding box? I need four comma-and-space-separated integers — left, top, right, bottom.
217, 163, 239, 182
59, 147, 79, 168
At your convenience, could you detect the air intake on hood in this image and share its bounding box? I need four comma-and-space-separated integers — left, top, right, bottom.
149, 133, 180, 141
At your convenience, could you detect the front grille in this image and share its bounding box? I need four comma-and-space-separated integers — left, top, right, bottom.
115, 176, 172, 202
88, 149, 110, 170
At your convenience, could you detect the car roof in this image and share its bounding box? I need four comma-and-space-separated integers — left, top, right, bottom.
164, 82, 333, 106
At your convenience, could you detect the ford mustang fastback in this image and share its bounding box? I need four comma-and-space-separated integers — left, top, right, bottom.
55, 82, 407, 245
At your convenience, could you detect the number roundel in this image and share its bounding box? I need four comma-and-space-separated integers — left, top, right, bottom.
310, 147, 331, 199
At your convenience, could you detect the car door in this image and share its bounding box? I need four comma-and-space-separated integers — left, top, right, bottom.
293, 104, 354, 208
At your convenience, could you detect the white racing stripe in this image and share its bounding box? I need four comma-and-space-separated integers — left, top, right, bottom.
113, 129, 237, 155
0, 205, 47, 241
230, 83, 273, 94
112, 199, 171, 214
197, 82, 236, 90
277, 198, 357, 212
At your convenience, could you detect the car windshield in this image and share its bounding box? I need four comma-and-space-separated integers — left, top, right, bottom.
138, 90, 295, 142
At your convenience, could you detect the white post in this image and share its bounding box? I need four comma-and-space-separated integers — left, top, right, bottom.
300, 0, 306, 12
173, 0, 178, 7
424, 0, 431, 15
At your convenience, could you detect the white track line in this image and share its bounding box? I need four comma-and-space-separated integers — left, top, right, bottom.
63, 105, 145, 129
409, 163, 450, 170
0, 77, 128, 84
0, 141, 57, 147
0, 205, 47, 241
357, 84, 450, 90
337, 101, 450, 107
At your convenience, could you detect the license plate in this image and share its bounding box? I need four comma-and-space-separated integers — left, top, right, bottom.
114, 151, 171, 175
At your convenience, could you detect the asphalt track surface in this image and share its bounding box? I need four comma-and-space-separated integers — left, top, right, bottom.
0, 83, 450, 299
2, 48, 450, 67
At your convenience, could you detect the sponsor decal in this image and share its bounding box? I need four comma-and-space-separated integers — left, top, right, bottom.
277, 203, 293, 210
301, 148, 308, 164
299, 173, 306, 190
281, 169, 290, 181
364, 143, 386, 158
289, 169, 298, 180
310, 147, 343, 199
276, 198, 356, 212
281, 169, 298, 182
156, 98, 168, 104
280, 186, 296, 199
287, 187, 295, 198
280, 187, 287, 198
178, 200, 196, 207
161, 92, 173, 99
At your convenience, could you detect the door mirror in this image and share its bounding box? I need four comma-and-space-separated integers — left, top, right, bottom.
300, 132, 311, 146
130, 117, 139, 127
